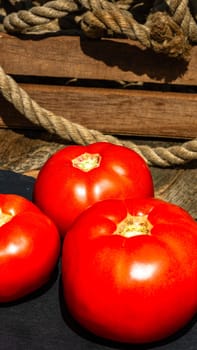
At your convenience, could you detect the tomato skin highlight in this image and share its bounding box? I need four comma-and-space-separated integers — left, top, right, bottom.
33, 142, 154, 236
0, 194, 60, 302
62, 197, 197, 344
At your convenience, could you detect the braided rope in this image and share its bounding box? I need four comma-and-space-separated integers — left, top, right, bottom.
0, 65, 196, 167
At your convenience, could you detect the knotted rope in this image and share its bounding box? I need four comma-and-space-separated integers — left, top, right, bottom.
0, 0, 196, 167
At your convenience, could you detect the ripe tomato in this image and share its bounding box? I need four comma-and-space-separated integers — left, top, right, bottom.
62, 197, 197, 344
33, 142, 154, 236
0, 194, 60, 302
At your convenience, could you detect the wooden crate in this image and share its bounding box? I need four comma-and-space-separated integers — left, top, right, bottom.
0, 32, 197, 139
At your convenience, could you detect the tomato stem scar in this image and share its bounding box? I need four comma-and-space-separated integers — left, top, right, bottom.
72, 153, 101, 172
0, 208, 13, 227
114, 214, 153, 238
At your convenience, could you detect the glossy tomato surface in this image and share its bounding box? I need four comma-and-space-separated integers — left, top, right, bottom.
33, 142, 154, 236
0, 194, 60, 302
62, 197, 197, 344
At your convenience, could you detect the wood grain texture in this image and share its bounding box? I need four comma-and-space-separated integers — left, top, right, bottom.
0, 83, 197, 138
0, 33, 197, 85
0, 129, 195, 219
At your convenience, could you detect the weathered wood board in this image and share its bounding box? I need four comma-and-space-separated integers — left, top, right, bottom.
0, 33, 196, 139
1, 33, 197, 84
1, 83, 196, 139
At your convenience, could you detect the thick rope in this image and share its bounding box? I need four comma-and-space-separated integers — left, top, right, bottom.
0, 65, 196, 168
3, 1, 79, 33
166, 0, 197, 41
1, 0, 197, 59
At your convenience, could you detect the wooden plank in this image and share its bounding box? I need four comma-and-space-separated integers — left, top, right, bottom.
0, 83, 196, 138
0, 33, 197, 85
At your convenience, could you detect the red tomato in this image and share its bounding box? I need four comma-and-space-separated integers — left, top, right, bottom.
62, 197, 197, 344
0, 194, 60, 302
33, 142, 154, 236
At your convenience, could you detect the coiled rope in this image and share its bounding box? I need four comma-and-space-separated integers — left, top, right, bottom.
0, 0, 196, 167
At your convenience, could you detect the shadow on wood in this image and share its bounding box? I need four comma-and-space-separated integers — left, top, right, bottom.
79, 37, 189, 83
